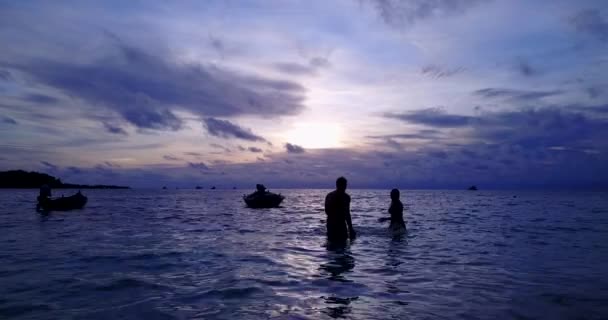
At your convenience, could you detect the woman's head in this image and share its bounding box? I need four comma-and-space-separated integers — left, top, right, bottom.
390, 188, 400, 201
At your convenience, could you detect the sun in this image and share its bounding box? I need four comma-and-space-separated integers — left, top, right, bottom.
285, 123, 342, 149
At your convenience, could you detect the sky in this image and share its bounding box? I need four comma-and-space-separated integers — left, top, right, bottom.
1, 0, 607, 189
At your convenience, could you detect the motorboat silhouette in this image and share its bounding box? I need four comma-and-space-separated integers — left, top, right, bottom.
243, 184, 284, 208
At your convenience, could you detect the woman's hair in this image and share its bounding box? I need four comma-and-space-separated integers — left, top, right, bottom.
390, 188, 400, 200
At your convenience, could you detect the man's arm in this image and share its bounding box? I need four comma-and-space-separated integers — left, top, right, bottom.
345, 195, 356, 238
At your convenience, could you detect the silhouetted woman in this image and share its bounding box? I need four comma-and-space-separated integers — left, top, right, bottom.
380, 189, 406, 235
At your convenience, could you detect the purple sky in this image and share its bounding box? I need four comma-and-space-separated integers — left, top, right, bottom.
1, 1, 607, 188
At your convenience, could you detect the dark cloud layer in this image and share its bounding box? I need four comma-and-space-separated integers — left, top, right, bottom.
421, 64, 464, 79
367, 0, 486, 28
103, 122, 128, 135
40, 161, 57, 170
7, 42, 306, 131
367, 129, 441, 140
188, 162, 210, 170
248, 147, 263, 153
285, 143, 305, 154
23, 102, 608, 189
203, 118, 266, 142
384, 108, 473, 127
1, 116, 18, 125
163, 155, 182, 161
22, 93, 59, 104
474, 88, 561, 101
383, 106, 608, 153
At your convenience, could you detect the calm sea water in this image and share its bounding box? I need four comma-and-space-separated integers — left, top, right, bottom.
1, 189, 607, 320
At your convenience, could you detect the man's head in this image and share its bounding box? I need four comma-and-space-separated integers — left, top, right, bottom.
336, 176, 347, 192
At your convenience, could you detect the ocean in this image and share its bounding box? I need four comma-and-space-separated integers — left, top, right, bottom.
1, 189, 607, 319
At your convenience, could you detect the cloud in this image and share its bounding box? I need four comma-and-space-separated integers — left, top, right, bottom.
366, 0, 486, 28
122, 107, 182, 130
576, 104, 608, 114
22, 93, 59, 104
586, 87, 603, 99
163, 155, 182, 161
516, 59, 537, 77
381, 106, 608, 155
66, 166, 83, 174
285, 143, 305, 154
474, 88, 562, 101
367, 130, 441, 140
383, 108, 473, 127
209, 143, 232, 153
274, 62, 317, 76
203, 117, 266, 142
309, 57, 331, 68
475, 107, 608, 149
274, 56, 331, 76
383, 138, 402, 149
248, 147, 263, 153
1, 116, 18, 125
209, 35, 225, 59
184, 152, 203, 158
101, 161, 121, 168
188, 162, 210, 170
570, 9, 608, 42
420, 64, 464, 79
102, 122, 128, 135
40, 161, 57, 170
7, 41, 306, 131
0, 70, 11, 80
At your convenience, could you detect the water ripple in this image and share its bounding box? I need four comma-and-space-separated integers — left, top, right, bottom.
0, 189, 607, 319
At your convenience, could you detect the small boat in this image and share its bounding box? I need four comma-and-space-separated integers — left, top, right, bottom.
243, 184, 284, 208
37, 191, 88, 212
468, 185, 478, 191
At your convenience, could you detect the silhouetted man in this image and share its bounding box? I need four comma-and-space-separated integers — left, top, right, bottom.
324, 177, 356, 242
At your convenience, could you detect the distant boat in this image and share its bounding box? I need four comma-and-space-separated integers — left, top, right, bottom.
211, 186, 216, 190
232, 186, 237, 190
37, 191, 87, 212
468, 185, 478, 191
243, 184, 284, 208
162, 186, 167, 190
195, 186, 202, 190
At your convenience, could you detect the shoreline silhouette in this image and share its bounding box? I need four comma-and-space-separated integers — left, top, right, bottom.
0, 170, 130, 189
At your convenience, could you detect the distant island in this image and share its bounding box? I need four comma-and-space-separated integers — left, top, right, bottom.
0, 170, 130, 189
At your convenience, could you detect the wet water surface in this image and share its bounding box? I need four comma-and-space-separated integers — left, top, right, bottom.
1, 189, 607, 319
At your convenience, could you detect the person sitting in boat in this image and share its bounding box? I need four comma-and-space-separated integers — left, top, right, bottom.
324, 177, 356, 242
379, 189, 406, 234
36, 184, 51, 210
254, 184, 268, 195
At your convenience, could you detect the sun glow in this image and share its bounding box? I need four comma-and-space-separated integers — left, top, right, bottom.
284, 123, 343, 149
